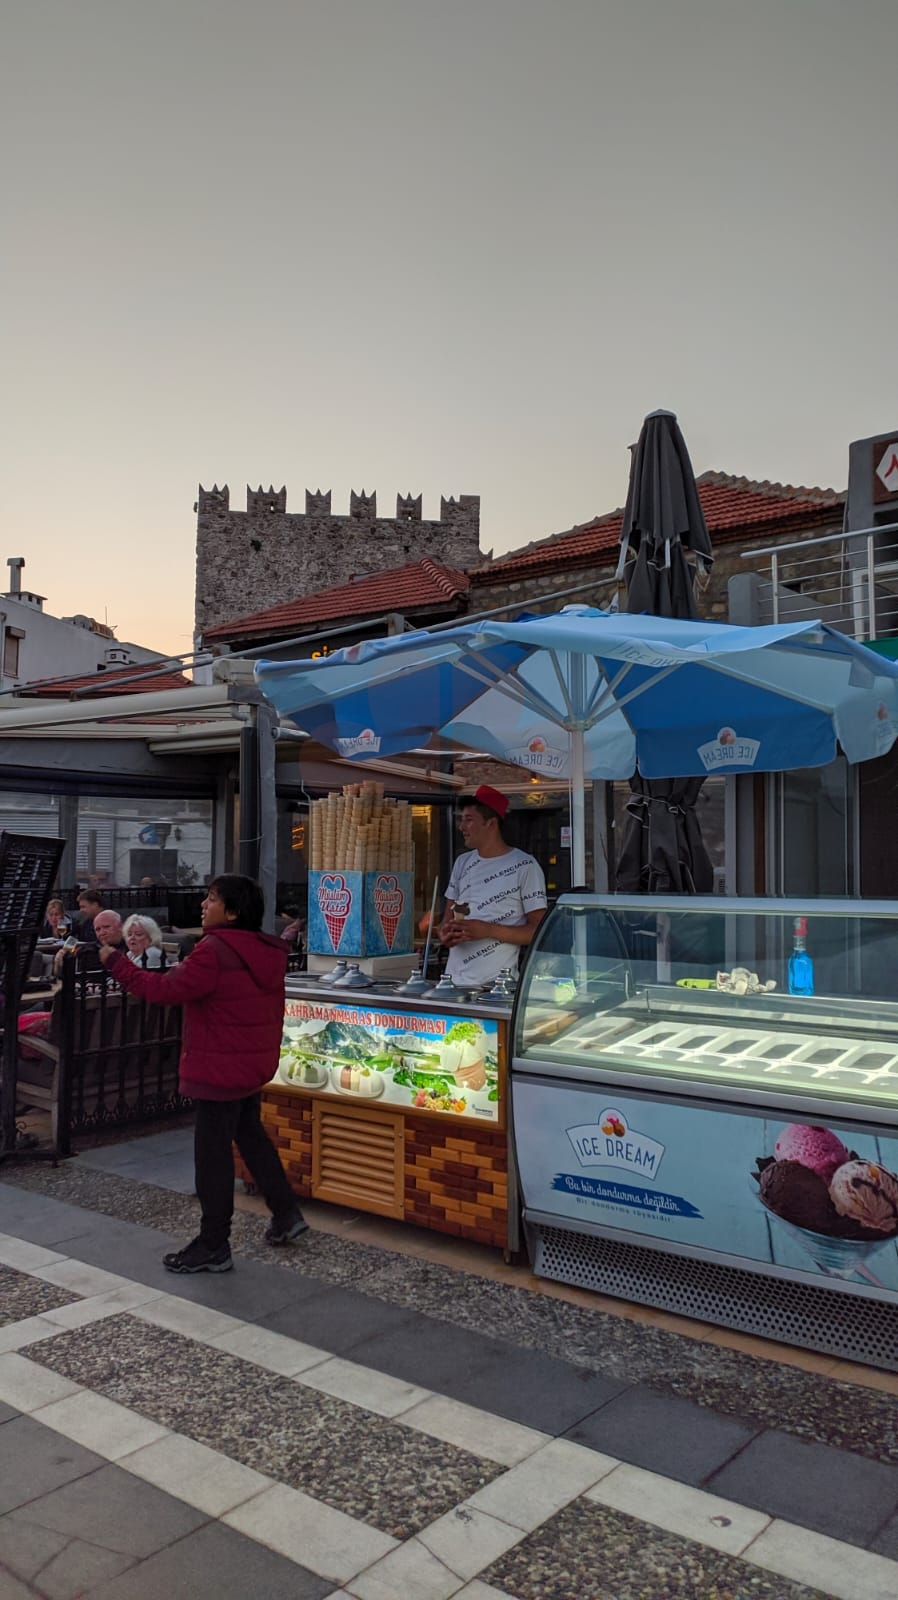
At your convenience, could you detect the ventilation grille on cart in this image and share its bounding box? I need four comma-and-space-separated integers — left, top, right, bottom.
532, 1224, 898, 1370
312, 1101, 404, 1220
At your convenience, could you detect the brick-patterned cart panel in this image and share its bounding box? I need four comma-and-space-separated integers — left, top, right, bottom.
238, 1088, 510, 1251
404, 1117, 508, 1249
235, 1087, 313, 1197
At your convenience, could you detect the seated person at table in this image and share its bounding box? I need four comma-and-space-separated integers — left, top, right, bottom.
40, 898, 69, 940
123, 914, 165, 968
54, 909, 127, 976
74, 890, 103, 944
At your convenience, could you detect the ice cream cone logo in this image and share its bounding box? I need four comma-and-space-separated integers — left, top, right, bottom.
317, 873, 352, 952
373, 873, 404, 950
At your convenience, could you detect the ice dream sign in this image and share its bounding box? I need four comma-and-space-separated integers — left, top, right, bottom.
698, 727, 761, 772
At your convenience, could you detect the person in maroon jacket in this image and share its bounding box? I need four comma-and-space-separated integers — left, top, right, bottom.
99, 874, 307, 1275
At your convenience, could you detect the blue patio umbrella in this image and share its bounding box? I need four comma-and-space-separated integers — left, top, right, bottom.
255, 608, 898, 885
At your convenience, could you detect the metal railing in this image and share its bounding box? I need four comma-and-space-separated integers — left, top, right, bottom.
741, 521, 898, 641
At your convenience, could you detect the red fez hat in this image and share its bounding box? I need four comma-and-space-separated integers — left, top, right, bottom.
472, 784, 509, 820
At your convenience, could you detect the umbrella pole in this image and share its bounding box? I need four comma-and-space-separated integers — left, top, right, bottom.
570, 727, 587, 886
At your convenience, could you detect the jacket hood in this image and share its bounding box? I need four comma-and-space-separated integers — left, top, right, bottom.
205, 927, 288, 991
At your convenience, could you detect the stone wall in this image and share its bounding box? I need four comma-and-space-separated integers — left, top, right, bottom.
195, 485, 482, 637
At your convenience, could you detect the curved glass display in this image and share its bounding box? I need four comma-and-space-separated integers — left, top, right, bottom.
514, 896, 898, 1110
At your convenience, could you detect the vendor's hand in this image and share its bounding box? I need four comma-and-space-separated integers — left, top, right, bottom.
455, 918, 491, 941
438, 919, 464, 945
98, 945, 116, 966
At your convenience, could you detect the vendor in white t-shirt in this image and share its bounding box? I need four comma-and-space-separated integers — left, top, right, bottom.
439, 785, 548, 988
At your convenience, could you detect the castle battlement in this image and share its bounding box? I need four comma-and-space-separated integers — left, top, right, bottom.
194, 482, 481, 637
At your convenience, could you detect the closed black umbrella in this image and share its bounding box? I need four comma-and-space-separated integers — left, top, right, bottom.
615, 411, 715, 895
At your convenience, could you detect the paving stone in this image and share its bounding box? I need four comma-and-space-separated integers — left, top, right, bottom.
0, 1417, 105, 1515
17, 1461, 206, 1557
84, 1516, 332, 1600
79, 1519, 332, 1600
565, 1383, 760, 1484
708, 1428, 898, 1547
0, 1510, 69, 1581
31, 1537, 136, 1599
0, 1402, 18, 1424
259, 1285, 416, 1354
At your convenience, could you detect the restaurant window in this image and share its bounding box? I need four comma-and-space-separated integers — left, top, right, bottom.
76, 796, 214, 888
772, 758, 854, 898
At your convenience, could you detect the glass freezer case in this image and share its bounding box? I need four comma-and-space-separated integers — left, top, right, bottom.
510, 897, 898, 1364
513, 896, 898, 1118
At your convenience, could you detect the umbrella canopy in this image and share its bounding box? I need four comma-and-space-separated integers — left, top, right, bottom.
617, 410, 715, 893
255, 609, 898, 886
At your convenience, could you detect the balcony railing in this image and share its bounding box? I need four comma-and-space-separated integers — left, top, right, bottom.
739, 521, 898, 641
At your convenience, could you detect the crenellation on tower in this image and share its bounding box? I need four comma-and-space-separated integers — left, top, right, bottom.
194, 483, 481, 637
349, 489, 376, 521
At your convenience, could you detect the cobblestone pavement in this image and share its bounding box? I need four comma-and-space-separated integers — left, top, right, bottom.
2, 1131, 898, 1599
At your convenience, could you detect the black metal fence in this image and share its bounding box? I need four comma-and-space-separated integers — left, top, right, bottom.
15, 954, 188, 1155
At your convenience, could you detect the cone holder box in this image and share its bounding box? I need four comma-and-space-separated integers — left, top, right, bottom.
308, 870, 414, 960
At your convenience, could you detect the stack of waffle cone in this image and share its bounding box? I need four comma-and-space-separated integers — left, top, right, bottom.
307, 784, 415, 873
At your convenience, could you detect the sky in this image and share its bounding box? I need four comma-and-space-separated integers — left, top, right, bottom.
2, 0, 896, 659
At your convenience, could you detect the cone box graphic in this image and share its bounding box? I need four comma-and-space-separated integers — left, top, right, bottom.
317, 874, 352, 953
373, 873, 404, 951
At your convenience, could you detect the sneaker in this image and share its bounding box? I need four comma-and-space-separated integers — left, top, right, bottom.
163, 1238, 233, 1274
264, 1211, 309, 1246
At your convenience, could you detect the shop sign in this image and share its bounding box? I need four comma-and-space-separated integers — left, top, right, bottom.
279, 998, 501, 1123
514, 1080, 898, 1298
874, 438, 898, 503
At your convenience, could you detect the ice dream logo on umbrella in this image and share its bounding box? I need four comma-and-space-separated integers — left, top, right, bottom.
697, 727, 761, 772
506, 728, 567, 774
336, 728, 382, 756
373, 873, 404, 950
317, 873, 353, 952
566, 1108, 666, 1178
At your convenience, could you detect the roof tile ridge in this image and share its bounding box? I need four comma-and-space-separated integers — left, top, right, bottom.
476, 506, 626, 573
697, 468, 843, 504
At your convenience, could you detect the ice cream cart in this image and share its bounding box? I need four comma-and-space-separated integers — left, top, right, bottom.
241, 976, 516, 1253
511, 894, 898, 1368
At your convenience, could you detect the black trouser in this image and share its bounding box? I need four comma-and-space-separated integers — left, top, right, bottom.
193, 1094, 299, 1249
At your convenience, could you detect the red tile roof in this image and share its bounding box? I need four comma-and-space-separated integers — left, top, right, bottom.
472, 471, 845, 584
22, 664, 192, 698
204, 558, 470, 644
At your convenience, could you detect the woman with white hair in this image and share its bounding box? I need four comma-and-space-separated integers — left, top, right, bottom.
123, 914, 165, 968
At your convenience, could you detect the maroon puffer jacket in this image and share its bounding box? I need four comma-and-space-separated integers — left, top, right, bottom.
106, 928, 288, 1100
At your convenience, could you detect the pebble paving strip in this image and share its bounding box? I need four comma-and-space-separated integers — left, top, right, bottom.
7, 1164, 898, 1469
27, 1314, 502, 1540
0, 1266, 79, 1326
482, 1499, 833, 1600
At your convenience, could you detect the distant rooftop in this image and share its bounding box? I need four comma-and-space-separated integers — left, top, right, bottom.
472, 471, 845, 583
203, 557, 471, 644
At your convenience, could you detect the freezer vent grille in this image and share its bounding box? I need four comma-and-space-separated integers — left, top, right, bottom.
312, 1101, 404, 1220
532, 1225, 898, 1371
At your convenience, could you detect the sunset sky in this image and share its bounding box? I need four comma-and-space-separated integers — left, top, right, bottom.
2, 0, 895, 658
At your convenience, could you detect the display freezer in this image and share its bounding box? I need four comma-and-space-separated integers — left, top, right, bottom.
510, 896, 898, 1368
237, 978, 515, 1253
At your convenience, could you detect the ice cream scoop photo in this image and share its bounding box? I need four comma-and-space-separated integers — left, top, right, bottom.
752, 1121, 898, 1281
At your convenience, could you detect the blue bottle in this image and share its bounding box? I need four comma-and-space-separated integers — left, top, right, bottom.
788, 916, 815, 997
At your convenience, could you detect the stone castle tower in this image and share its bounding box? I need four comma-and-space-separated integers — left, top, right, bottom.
194, 485, 482, 639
